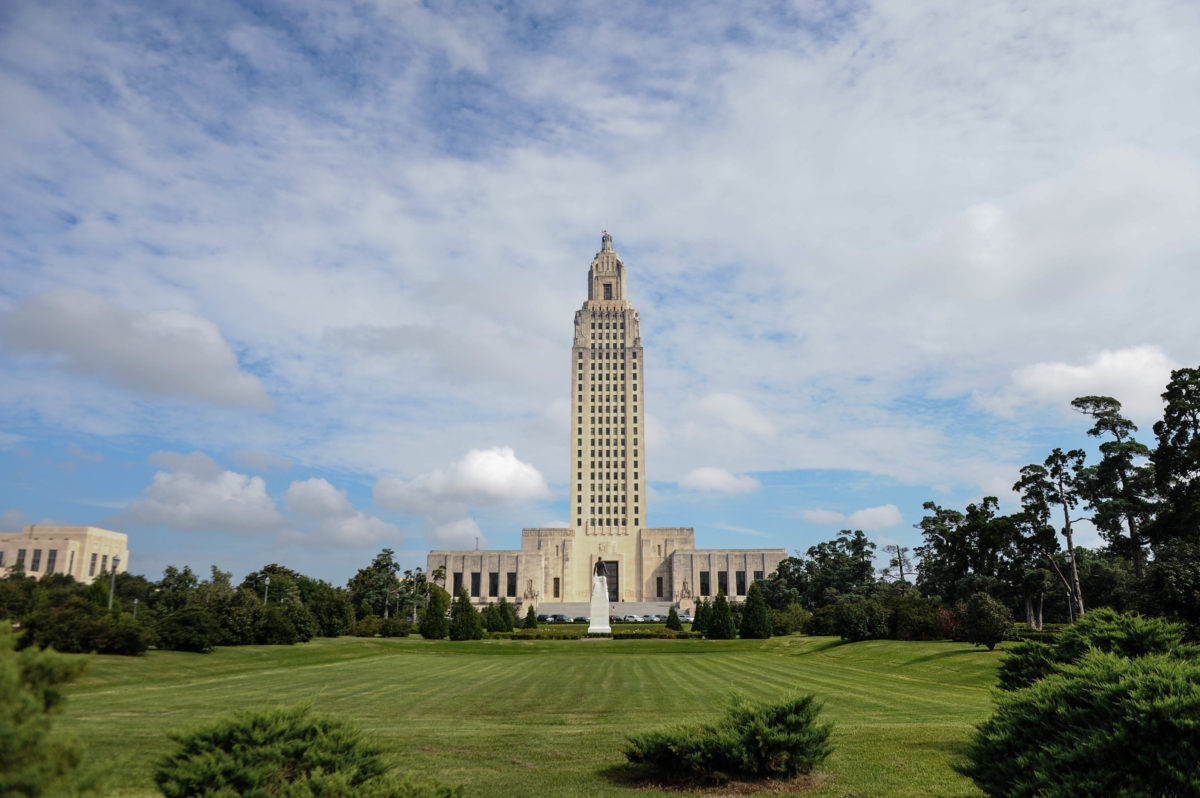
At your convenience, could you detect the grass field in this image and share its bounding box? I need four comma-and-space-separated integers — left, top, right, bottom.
54, 635, 1000, 796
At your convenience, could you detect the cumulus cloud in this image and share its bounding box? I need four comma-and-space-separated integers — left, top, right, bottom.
0, 288, 271, 409
126, 451, 283, 534
283, 477, 402, 547
678, 466, 762, 494
802, 504, 902, 531
985, 345, 1178, 424
374, 446, 553, 516
430, 517, 485, 549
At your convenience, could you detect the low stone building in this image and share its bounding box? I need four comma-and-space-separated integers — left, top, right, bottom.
428, 235, 785, 612
0, 525, 129, 584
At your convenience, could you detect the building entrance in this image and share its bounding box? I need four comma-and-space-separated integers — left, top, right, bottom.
604, 560, 619, 602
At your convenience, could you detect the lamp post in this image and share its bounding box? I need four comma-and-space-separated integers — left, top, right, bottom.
107, 556, 120, 610
263, 576, 271, 605
133, 597, 139, 619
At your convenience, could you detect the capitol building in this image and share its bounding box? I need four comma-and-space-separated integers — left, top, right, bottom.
427, 234, 784, 613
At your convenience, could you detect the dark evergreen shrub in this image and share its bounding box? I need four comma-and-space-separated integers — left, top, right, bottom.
665, 606, 683, 631
255, 605, 299, 645
354, 616, 383, 637
708, 593, 736, 639
623, 694, 833, 783
154, 705, 462, 797
496, 597, 516, 632
522, 604, 538, 629
935, 605, 963, 640
381, 618, 414, 637
959, 650, 1200, 797
18, 598, 149, 655
739, 583, 771, 639
833, 599, 889, 642
448, 589, 482, 641
889, 595, 940, 640
963, 592, 1014, 651
805, 604, 838, 636
419, 587, 450, 640
157, 607, 220, 653
692, 600, 710, 636
998, 608, 1194, 691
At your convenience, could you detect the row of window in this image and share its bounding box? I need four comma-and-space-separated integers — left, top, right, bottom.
696, 569, 765, 597
590, 321, 626, 329
580, 517, 638, 527
451, 570, 520, 599
1, 549, 99, 575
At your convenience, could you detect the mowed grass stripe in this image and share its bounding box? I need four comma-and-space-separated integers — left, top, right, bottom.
57, 636, 994, 797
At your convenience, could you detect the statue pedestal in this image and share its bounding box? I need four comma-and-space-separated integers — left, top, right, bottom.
587, 576, 611, 634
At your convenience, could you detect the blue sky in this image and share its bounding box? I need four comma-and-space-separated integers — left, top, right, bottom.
2, 0, 1199, 584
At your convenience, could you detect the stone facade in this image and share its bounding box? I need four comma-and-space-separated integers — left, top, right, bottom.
428, 235, 785, 609
0, 525, 129, 585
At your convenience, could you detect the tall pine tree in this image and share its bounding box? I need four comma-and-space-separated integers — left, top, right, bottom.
740, 582, 771, 639
448, 588, 482, 641
709, 592, 737, 639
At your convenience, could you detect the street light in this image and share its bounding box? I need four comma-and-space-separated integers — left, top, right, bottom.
263, 576, 271, 605
107, 556, 120, 610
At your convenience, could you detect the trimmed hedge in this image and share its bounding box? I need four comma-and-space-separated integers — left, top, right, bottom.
623, 694, 833, 783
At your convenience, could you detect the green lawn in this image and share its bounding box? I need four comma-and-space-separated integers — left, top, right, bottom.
55, 635, 999, 796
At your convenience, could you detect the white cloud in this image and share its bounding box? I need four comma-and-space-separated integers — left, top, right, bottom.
847, 504, 903, 531
0, 288, 271, 409
678, 467, 761, 494
284, 477, 401, 547
374, 446, 553, 515
985, 345, 1178, 425
802, 509, 845, 525
229, 450, 294, 472
125, 451, 283, 534
430, 517, 486, 550
1, 509, 30, 530
802, 504, 902, 531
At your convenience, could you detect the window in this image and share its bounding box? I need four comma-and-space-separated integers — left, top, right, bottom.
0, 551, 4, 567
718, 571, 729, 596
30, 549, 41, 571
553, 577, 560, 598
68, 551, 75, 574
699, 571, 711, 597
101, 555, 108, 573
470, 572, 481, 597
736, 570, 747, 595
603, 283, 613, 299
46, 550, 57, 573
89, 552, 97, 576
753, 570, 764, 583
489, 572, 499, 596
453, 572, 463, 594
507, 571, 517, 597
656, 576, 664, 598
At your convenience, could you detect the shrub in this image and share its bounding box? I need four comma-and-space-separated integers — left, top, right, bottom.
963, 592, 1014, 651
157, 607, 220, 653
1, 625, 99, 796
255, 605, 299, 645
708, 593, 737, 639
419, 586, 450, 640
692, 600, 710, 636
665, 606, 683, 632
380, 617, 414, 638
959, 650, 1200, 797
739, 583, 771, 640
805, 604, 838, 636
833, 599, 890, 642
18, 599, 150, 656
496, 597, 515, 632
354, 616, 383, 637
522, 604, 538, 629
889, 595, 940, 641
623, 694, 833, 783
154, 706, 462, 797
935, 605, 963, 641
448, 589, 482, 641
998, 608, 1195, 691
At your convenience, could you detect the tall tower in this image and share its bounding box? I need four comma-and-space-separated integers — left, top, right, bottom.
570, 232, 645, 538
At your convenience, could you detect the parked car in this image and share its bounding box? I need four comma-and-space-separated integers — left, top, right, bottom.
536, 614, 551, 623
573, 616, 588, 623
679, 614, 693, 623
622, 615, 641, 623
550, 614, 571, 623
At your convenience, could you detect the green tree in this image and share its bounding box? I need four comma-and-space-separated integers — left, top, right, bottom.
1150, 366, 1200, 545
803, 530, 877, 606
739, 582, 771, 639
1072, 395, 1155, 578
1013, 449, 1088, 618
496, 597, 515, 632
665, 606, 683, 632
419, 585, 450, 640
448, 589, 482, 641
692, 599, 710, 636
708, 592, 736, 639
1, 625, 97, 796
155, 566, 200, 613
347, 549, 400, 619
522, 604, 538, 629
963, 592, 1015, 651
758, 557, 806, 610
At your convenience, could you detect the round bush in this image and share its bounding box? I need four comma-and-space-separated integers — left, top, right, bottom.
156, 607, 220, 653
963, 592, 1014, 651
960, 650, 1200, 797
